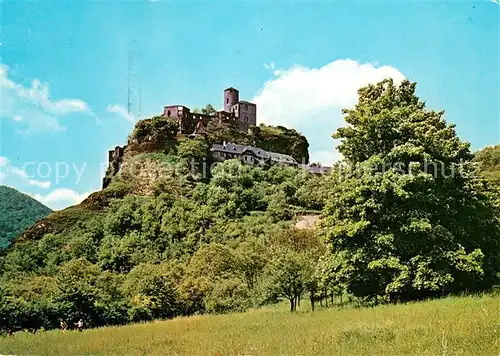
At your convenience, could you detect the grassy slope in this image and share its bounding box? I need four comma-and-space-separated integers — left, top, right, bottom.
1, 295, 497, 355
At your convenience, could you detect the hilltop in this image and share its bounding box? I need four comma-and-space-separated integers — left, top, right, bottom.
0, 186, 52, 249
17, 115, 313, 244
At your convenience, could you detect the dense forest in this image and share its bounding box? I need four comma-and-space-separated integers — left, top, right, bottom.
0, 186, 52, 249
1, 79, 498, 333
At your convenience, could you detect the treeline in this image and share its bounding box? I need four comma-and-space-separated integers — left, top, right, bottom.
1, 79, 499, 333
128, 107, 310, 164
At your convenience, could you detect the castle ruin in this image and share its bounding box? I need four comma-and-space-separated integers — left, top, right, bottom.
102, 86, 328, 189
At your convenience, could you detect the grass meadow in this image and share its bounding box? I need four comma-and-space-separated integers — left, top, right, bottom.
0, 294, 498, 355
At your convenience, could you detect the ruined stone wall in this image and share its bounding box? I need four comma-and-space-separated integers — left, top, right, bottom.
164, 105, 187, 118
237, 102, 257, 131
102, 145, 126, 189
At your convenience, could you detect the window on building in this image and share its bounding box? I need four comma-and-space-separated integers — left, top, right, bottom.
226, 98, 229, 103
167, 110, 171, 117
244, 105, 248, 110
244, 117, 248, 122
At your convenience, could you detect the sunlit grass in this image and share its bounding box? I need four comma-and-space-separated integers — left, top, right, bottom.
1, 294, 498, 355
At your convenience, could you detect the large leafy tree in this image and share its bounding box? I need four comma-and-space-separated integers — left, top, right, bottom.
322, 79, 500, 303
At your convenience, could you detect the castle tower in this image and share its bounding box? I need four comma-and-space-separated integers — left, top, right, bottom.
224, 87, 239, 112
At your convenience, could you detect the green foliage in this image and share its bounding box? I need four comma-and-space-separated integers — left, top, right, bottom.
130, 116, 179, 143
0, 156, 328, 331
263, 248, 310, 311
323, 79, 500, 303
176, 137, 210, 180
81, 181, 133, 210
0, 186, 52, 249
201, 104, 217, 116
205, 122, 310, 164
177, 137, 209, 162
1, 294, 497, 355
178, 243, 250, 314
252, 125, 310, 164
122, 263, 178, 320
474, 144, 500, 187
192, 104, 217, 116
14, 205, 101, 246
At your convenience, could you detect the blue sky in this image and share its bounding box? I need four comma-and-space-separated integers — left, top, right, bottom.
1, 0, 498, 210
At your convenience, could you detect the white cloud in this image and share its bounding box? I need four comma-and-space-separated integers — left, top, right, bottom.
107, 104, 136, 123
0, 156, 51, 189
0, 64, 91, 133
10, 167, 51, 189
33, 188, 91, 211
252, 59, 405, 164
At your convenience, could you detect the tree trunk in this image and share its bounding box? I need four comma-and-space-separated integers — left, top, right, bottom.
289, 298, 295, 312
310, 295, 315, 311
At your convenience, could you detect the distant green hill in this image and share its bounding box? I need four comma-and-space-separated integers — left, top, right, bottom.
0, 186, 52, 249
